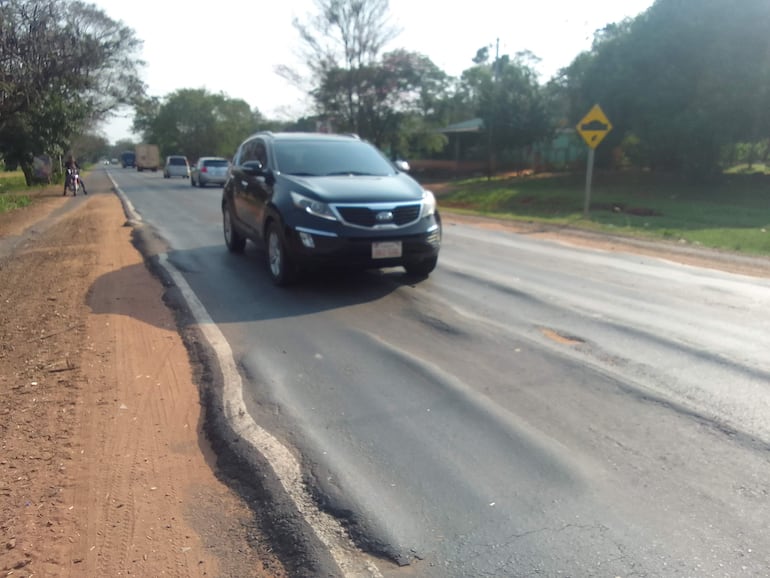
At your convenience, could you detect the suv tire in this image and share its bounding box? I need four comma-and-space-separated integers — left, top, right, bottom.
267, 223, 297, 286
223, 204, 246, 253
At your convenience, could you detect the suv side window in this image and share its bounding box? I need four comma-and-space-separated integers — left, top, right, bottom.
239, 140, 257, 164
237, 137, 269, 167
254, 139, 268, 167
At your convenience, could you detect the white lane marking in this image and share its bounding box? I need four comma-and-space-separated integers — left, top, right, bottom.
108, 173, 142, 224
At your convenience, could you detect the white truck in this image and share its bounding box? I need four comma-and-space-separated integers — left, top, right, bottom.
135, 144, 160, 172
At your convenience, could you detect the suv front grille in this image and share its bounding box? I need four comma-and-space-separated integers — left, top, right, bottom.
335, 203, 422, 228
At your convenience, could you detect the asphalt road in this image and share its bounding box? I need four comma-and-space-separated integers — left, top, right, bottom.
108, 166, 770, 577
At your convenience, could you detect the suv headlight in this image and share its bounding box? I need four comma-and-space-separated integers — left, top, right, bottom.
421, 190, 437, 218
291, 192, 337, 221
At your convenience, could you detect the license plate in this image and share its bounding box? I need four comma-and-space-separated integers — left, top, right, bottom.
372, 241, 402, 259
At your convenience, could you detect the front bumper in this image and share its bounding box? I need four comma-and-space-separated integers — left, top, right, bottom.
283, 215, 441, 269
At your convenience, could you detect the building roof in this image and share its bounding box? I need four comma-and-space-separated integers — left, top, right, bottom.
439, 118, 484, 134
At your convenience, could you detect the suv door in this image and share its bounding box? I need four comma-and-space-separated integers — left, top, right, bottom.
232, 138, 271, 237
231, 140, 258, 234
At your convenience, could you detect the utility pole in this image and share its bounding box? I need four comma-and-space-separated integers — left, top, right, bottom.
495, 38, 500, 80
487, 37, 500, 180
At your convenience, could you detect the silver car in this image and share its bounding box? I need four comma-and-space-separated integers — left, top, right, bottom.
163, 155, 190, 178
191, 157, 229, 188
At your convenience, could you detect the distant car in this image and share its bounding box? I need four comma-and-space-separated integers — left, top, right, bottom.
221, 131, 441, 286
163, 155, 190, 178
191, 157, 229, 188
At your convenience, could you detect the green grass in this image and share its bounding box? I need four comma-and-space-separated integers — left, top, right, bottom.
0, 170, 29, 190
725, 163, 770, 175
0, 171, 33, 214
435, 171, 770, 256
0, 193, 32, 212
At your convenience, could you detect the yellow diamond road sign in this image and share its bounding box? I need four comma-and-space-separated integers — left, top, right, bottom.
577, 105, 612, 149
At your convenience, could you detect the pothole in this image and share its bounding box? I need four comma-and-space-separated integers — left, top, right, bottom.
539, 327, 585, 346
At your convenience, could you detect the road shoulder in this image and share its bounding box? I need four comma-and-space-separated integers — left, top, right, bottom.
0, 173, 286, 577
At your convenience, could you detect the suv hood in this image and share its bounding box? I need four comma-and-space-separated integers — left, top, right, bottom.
283, 173, 424, 203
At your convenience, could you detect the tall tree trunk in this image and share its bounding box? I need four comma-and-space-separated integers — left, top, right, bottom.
20, 161, 34, 187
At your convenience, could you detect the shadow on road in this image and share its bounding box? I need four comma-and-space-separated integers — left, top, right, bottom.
87, 241, 431, 329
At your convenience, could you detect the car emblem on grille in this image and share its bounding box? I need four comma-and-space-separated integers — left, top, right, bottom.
375, 211, 394, 222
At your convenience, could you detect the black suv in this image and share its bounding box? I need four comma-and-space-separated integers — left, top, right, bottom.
221, 132, 442, 285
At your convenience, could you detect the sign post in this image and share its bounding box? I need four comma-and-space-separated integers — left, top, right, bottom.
583, 148, 595, 217
576, 104, 612, 218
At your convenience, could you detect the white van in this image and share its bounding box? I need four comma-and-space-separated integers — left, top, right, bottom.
163, 155, 190, 178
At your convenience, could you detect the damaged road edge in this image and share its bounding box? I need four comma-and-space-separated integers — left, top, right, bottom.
108, 176, 384, 578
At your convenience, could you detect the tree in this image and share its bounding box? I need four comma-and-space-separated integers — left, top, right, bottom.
130, 97, 162, 142
278, 0, 400, 135
0, 0, 145, 184
133, 89, 274, 160
460, 50, 550, 171
313, 49, 449, 152
545, 51, 594, 129
111, 139, 137, 158
555, 0, 770, 178
70, 133, 110, 163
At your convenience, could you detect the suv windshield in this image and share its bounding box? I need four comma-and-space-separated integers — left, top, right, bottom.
273, 140, 396, 177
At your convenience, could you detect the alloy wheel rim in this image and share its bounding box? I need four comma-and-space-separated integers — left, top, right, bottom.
269, 233, 281, 277
223, 211, 232, 243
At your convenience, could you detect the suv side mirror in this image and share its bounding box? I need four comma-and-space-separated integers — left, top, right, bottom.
242, 160, 264, 176
394, 159, 410, 172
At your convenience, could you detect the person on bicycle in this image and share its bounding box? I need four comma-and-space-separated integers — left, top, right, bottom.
63, 156, 88, 195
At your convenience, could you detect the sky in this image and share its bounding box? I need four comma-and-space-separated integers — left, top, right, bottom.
94, 0, 656, 144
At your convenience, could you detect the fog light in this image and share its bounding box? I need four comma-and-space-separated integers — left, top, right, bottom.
299, 231, 315, 248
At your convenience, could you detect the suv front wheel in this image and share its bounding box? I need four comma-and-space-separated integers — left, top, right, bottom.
266, 223, 297, 286
223, 204, 246, 253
